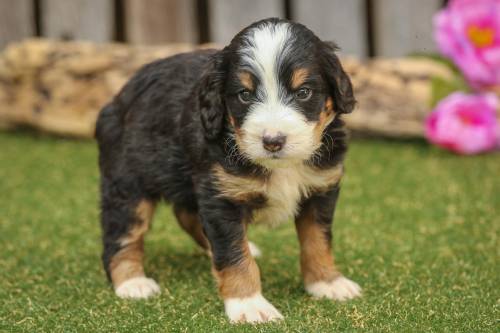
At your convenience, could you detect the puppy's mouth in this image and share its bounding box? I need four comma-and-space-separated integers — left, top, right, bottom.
253, 149, 310, 169
253, 151, 285, 163
267, 151, 284, 159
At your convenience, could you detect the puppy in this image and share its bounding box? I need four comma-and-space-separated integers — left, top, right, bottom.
96, 18, 361, 324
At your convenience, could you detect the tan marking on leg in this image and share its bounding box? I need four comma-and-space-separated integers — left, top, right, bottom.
213, 241, 261, 299
119, 200, 155, 246
238, 71, 254, 90
110, 241, 145, 288
173, 205, 209, 249
295, 207, 339, 285
110, 199, 155, 288
291, 68, 310, 89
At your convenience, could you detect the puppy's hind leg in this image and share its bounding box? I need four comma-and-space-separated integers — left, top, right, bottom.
174, 204, 209, 250
174, 204, 262, 258
101, 189, 160, 299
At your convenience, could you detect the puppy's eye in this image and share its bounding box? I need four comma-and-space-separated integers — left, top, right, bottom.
295, 87, 312, 101
238, 90, 252, 104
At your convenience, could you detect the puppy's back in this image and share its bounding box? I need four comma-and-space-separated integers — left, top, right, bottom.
95, 49, 217, 174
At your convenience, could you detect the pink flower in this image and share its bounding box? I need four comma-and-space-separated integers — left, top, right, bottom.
434, 0, 500, 90
425, 92, 500, 154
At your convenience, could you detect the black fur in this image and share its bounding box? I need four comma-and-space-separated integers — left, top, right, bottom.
96, 18, 354, 281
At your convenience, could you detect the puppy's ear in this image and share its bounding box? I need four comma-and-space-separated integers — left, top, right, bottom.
198, 52, 226, 140
320, 42, 356, 114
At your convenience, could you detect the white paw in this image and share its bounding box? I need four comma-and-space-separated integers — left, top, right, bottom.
115, 277, 161, 299
306, 276, 362, 301
224, 293, 283, 324
248, 241, 262, 258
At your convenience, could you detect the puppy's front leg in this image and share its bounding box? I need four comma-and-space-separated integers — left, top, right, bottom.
295, 187, 362, 301
199, 196, 283, 324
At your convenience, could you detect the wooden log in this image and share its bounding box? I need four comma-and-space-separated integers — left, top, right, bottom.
0, 39, 197, 137
342, 56, 455, 137
0, 39, 456, 139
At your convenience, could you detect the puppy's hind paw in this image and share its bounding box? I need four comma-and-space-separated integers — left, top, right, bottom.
306, 276, 361, 301
115, 277, 161, 299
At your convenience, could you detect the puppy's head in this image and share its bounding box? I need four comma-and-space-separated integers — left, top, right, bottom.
199, 18, 355, 168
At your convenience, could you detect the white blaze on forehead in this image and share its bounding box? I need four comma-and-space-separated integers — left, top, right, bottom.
239, 22, 292, 103
237, 22, 318, 165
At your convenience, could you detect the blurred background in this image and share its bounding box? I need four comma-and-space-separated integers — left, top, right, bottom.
1, 0, 459, 139
0, 0, 447, 57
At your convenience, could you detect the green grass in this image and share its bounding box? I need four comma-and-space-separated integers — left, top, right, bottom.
0, 131, 498, 332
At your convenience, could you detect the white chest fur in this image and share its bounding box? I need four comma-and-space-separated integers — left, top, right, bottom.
213, 163, 343, 225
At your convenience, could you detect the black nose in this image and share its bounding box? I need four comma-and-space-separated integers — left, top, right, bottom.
262, 134, 287, 152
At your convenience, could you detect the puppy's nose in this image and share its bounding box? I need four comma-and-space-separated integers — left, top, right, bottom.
262, 133, 287, 152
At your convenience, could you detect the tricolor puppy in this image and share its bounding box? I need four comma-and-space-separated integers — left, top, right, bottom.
96, 18, 361, 324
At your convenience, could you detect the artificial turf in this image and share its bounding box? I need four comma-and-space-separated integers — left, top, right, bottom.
0, 131, 498, 332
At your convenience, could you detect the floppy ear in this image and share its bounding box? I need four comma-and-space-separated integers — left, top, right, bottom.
198, 52, 226, 140
321, 42, 356, 114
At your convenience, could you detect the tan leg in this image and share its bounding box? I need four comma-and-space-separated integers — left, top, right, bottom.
213, 241, 261, 299
295, 204, 361, 300
212, 240, 283, 323
295, 207, 340, 285
109, 199, 160, 299
174, 205, 262, 258
173, 205, 209, 250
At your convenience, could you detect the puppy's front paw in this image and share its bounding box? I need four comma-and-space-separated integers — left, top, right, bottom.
224, 293, 283, 324
115, 276, 161, 299
306, 276, 361, 301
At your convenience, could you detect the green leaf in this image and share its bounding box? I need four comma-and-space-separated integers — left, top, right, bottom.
430, 74, 470, 107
